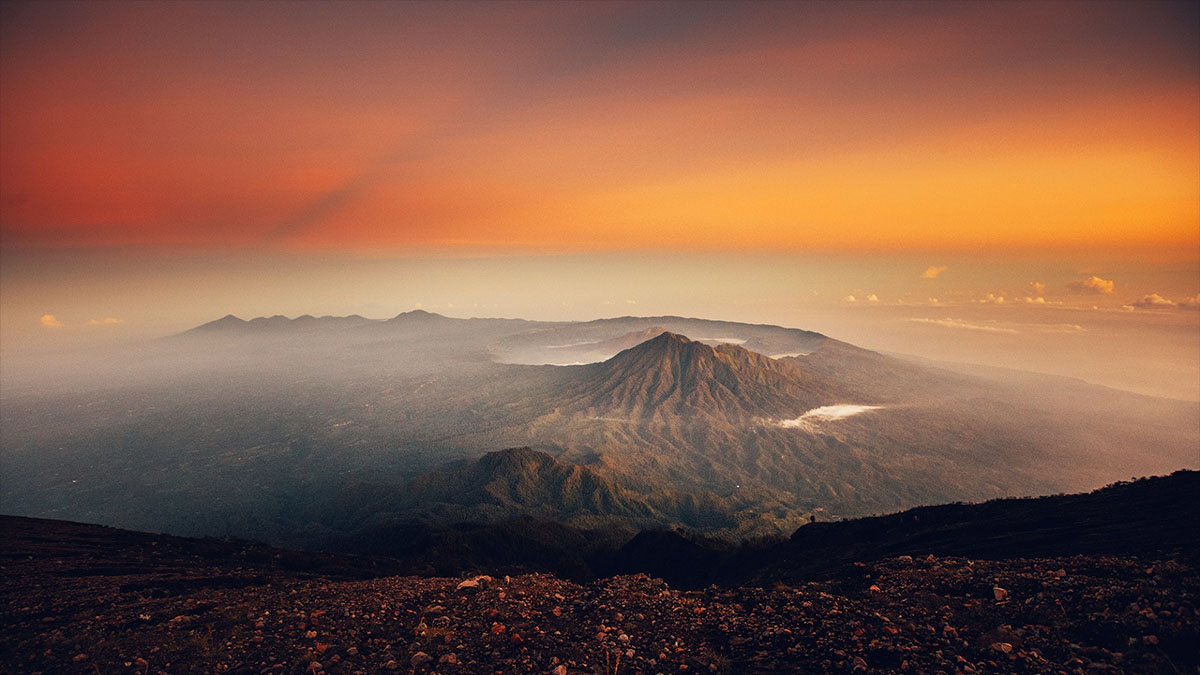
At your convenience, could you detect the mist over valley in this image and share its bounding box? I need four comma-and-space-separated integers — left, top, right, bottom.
3, 311, 1194, 554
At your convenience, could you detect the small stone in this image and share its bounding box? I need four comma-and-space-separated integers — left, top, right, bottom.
991, 642, 1013, 654
411, 651, 432, 667
1142, 635, 1159, 645
456, 575, 494, 592
383, 659, 400, 671
346, 647, 359, 656
868, 584, 882, 592
438, 653, 458, 665
897, 555, 913, 563
993, 586, 1009, 602
304, 630, 318, 639
73, 653, 88, 662
552, 665, 567, 675
306, 661, 322, 673
851, 655, 868, 671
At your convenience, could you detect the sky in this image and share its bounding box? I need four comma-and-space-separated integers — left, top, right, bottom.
1, 1, 1198, 399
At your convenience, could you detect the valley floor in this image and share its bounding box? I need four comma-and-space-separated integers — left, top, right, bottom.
1, 518, 1195, 674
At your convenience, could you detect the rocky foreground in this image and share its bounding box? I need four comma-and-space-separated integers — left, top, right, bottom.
1, 517, 1196, 674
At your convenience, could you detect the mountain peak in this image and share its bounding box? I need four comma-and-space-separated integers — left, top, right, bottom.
569, 330, 825, 420
186, 314, 247, 332
477, 446, 556, 473
609, 331, 709, 362
646, 331, 692, 346
180, 313, 376, 336
388, 309, 448, 322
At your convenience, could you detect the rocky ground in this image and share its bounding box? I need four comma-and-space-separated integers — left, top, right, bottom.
2, 517, 1196, 674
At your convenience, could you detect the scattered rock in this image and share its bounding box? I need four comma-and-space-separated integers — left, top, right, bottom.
456, 575, 494, 592
3, 538, 1195, 675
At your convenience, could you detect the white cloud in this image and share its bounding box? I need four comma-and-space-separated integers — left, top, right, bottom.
1130, 293, 1175, 308
921, 265, 948, 279
39, 314, 64, 328
978, 293, 1005, 304
1030, 281, 1046, 296
775, 405, 883, 431
625, 299, 637, 305
86, 317, 123, 326
843, 295, 857, 303
1128, 293, 1200, 310
1041, 323, 1086, 333
927, 297, 939, 304
909, 317, 1018, 333
1068, 275, 1115, 295
866, 294, 879, 303
1024, 296, 1046, 304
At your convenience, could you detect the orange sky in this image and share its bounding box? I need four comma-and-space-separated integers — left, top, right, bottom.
2, 1, 1197, 254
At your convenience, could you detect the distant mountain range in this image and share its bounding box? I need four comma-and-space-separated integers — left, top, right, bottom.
4, 470, 1195, 588
2, 312, 1196, 548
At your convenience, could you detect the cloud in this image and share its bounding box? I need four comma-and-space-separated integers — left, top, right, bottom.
843, 295, 857, 303
909, 317, 1018, 333
927, 297, 939, 304
1030, 281, 1045, 296
1041, 323, 1086, 333
978, 293, 1005, 304
866, 294, 879, 303
1024, 296, 1045, 304
775, 405, 883, 431
625, 299, 637, 305
39, 314, 64, 328
1128, 293, 1200, 310
86, 317, 123, 326
1067, 275, 1115, 294
1131, 293, 1175, 308
921, 265, 948, 279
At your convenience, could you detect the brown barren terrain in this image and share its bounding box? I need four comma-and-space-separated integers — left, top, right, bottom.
2, 516, 1195, 674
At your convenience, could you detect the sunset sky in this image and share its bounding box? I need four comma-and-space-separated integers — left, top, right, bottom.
1, 1, 1197, 399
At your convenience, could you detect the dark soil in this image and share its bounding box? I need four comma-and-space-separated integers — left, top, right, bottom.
2, 516, 1195, 674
